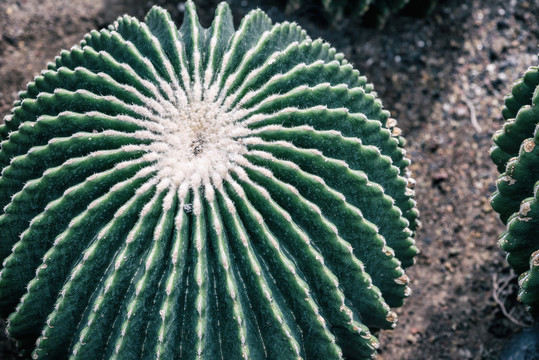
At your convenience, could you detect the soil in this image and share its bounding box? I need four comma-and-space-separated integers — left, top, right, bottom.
0, 0, 538, 359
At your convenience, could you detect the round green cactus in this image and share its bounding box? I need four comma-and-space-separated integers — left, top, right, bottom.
0, 1, 418, 358
491, 65, 539, 317
286, 0, 437, 27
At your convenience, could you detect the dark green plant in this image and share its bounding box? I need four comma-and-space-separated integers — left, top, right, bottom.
491, 65, 539, 317
286, 0, 438, 27
0, 1, 418, 358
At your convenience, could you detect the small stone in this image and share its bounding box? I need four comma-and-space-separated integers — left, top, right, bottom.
490, 37, 508, 59
458, 348, 472, 359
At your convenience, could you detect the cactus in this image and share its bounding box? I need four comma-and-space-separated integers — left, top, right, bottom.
0, 1, 418, 358
286, 0, 437, 27
491, 65, 539, 317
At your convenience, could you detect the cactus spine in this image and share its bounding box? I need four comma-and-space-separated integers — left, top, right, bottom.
0, 2, 418, 358
491, 65, 539, 317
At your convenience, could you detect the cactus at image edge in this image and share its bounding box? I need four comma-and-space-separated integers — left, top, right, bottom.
491, 65, 539, 317
0, 2, 419, 358
286, 0, 438, 27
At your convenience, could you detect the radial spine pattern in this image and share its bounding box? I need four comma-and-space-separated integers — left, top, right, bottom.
0, 2, 418, 359
491, 65, 539, 316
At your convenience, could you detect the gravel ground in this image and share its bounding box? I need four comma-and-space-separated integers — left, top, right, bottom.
0, 0, 538, 359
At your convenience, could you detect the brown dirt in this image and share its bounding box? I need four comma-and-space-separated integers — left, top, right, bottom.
0, 0, 538, 359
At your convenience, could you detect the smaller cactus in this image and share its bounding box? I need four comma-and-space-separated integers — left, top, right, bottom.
286, 0, 437, 27
491, 65, 539, 316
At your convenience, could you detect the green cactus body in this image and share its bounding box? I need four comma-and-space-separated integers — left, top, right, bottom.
286, 0, 436, 27
491, 65, 539, 316
520, 249, 539, 316
0, 2, 418, 358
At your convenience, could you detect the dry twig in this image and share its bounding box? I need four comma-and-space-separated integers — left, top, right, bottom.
492, 270, 533, 327
462, 97, 482, 133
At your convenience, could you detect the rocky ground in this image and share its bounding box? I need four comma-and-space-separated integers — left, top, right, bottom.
0, 0, 538, 359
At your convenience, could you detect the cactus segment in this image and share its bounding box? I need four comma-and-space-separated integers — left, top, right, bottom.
500, 181, 539, 273
519, 250, 539, 317
491, 64, 539, 316
491, 125, 539, 223
491, 67, 539, 173
0, 2, 418, 358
